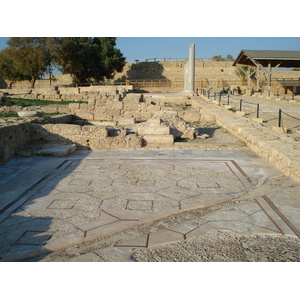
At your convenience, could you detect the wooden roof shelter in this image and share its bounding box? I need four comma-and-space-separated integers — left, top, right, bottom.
233, 50, 300, 68
233, 50, 300, 93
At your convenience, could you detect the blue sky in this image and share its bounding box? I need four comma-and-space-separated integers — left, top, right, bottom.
1, 37, 299, 64
116, 37, 300, 63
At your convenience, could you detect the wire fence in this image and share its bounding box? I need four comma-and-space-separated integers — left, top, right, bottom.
279, 109, 300, 133
199, 89, 300, 135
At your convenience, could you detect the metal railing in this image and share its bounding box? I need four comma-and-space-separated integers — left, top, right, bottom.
200, 89, 300, 134
278, 109, 300, 132
125, 79, 246, 89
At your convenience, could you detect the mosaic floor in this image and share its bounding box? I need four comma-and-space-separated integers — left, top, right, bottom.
0, 149, 299, 261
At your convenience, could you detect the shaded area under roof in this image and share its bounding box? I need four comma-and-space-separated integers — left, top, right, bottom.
233, 50, 300, 68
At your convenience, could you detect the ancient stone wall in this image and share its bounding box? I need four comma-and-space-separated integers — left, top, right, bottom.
115, 61, 239, 82
0, 113, 143, 163
1, 61, 299, 92
0, 122, 32, 163
30, 123, 142, 150
0, 85, 133, 102
67, 93, 211, 123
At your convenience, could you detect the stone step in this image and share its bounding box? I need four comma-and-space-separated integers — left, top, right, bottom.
137, 126, 170, 136
147, 118, 161, 127
143, 135, 174, 146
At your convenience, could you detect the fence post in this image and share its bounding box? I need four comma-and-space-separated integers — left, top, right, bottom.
219, 93, 221, 106
214, 93, 216, 100
278, 109, 282, 127
257, 103, 260, 118
227, 95, 230, 106
239, 99, 243, 111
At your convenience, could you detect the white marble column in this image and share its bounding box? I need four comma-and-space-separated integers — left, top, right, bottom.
184, 44, 195, 94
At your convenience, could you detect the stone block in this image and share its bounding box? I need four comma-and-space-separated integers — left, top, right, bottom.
143, 134, 174, 146
147, 105, 161, 114
139, 102, 147, 112
112, 101, 123, 110
125, 134, 143, 148
199, 114, 216, 123
37, 144, 76, 157
94, 114, 113, 121
88, 99, 96, 107
236, 111, 245, 116
90, 121, 117, 127
118, 117, 136, 126
59, 124, 83, 135
177, 111, 185, 119
105, 108, 121, 116
147, 118, 161, 127
272, 127, 285, 133
69, 103, 80, 110
183, 112, 200, 123
94, 107, 107, 115
75, 112, 94, 120
17, 111, 44, 118
82, 125, 108, 137
123, 103, 139, 112
137, 126, 170, 136
79, 103, 89, 111
252, 117, 263, 123
139, 112, 152, 121
123, 111, 137, 117
123, 94, 142, 104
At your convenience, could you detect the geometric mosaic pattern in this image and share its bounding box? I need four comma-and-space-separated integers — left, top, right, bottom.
0, 153, 299, 261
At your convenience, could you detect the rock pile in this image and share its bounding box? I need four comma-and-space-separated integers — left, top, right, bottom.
152, 111, 197, 140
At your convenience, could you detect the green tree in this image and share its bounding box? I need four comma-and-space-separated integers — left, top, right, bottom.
51, 37, 126, 84
212, 54, 234, 61
226, 55, 234, 61
212, 55, 223, 61
4, 37, 52, 88
0, 48, 30, 88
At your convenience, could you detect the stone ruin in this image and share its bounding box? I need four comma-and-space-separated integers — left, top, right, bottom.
17, 110, 199, 157
0, 90, 206, 162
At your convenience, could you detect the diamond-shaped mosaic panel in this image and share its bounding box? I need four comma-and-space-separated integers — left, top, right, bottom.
47, 199, 76, 209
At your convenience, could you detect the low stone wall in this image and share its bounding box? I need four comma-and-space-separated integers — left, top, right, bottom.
31, 123, 142, 150
2, 91, 211, 123
1, 104, 71, 115
0, 85, 133, 102
0, 122, 32, 163
69, 93, 213, 123
192, 96, 300, 183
